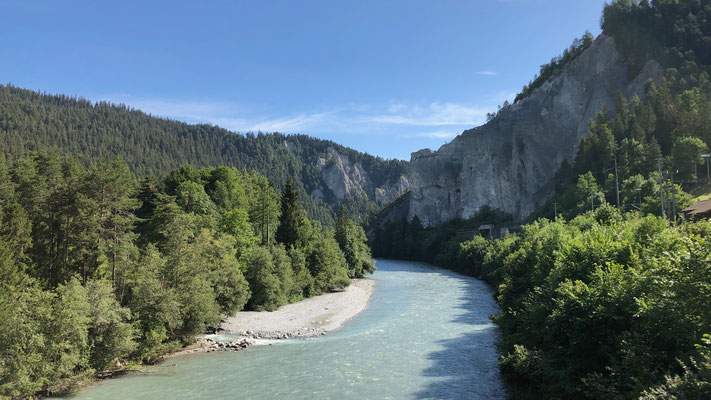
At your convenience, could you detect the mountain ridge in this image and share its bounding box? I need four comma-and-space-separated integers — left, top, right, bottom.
0, 84, 408, 224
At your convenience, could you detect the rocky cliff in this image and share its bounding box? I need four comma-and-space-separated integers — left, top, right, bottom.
406, 35, 661, 226
311, 147, 409, 206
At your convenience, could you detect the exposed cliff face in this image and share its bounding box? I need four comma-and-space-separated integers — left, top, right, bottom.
312, 147, 409, 205
320, 148, 372, 200
407, 35, 661, 226
375, 175, 409, 205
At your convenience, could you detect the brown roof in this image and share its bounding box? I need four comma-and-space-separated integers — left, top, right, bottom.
681, 199, 711, 215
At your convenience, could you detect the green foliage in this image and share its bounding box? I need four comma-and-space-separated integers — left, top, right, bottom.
640, 335, 711, 399
603, 0, 711, 73
379, 209, 711, 399
128, 245, 181, 362
0, 152, 373, 397
249, 174, 281, 245
275, 179, 308, 248
244, 246, 289, 311
335, 206, 376, 278
0, 84, 407, 225
288, 247, 314, 300
0, 280, 54, 398
537, 4, 711, 220
85, 280, 136, 371
672, 136, 708, 182
306, 228, 351, 295
47, 278, 92, 392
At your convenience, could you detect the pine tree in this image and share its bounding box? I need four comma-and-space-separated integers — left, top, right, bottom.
275, 179, 306, 248
249, 175, 280, 245
87, 159, 139, 287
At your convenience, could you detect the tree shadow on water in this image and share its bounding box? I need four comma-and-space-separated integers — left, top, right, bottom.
414, 279, 508, 400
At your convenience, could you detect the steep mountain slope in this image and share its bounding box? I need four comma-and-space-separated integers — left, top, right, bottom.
406, 35, 661, 226
0, 84, 407, 224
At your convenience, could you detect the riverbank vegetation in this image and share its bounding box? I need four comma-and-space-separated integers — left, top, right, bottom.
372, 1, 711, 397
375, 207, 711, 398
0, 152, 373, 398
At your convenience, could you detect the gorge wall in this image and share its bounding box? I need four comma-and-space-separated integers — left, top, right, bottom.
310, 147, 409, 206
406, 35, 661, 226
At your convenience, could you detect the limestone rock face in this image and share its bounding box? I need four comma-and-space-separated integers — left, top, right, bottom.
315, 147, 409, 205
407, 35, 661, 226
375, 175, 410, 205
321, 148, 372, 200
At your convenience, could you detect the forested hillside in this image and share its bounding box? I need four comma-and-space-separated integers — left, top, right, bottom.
373, 1, 711, 398
0, 151, 374, 398
0, 84, 408, 225
532, 0, 711, 221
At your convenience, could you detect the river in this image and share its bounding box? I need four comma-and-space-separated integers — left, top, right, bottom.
68, 259, 506, 399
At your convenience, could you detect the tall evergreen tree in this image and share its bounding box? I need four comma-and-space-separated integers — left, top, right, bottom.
86, 159, 139, 287
249, 175, 280, 245
275, 179, 307, 248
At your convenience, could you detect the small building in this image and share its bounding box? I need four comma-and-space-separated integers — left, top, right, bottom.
455, 224, 499, 240
680, 199, 711, 222
478, 224, 494, 238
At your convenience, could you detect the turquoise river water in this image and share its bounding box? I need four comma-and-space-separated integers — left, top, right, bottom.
68, 259, 506, 399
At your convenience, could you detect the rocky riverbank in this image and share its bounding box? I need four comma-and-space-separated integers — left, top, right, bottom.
221, 278, 376, 339
167, 337, 255, 358
165, 278, 376, 358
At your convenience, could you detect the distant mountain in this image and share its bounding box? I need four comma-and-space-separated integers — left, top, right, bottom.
0, 84, 408, 224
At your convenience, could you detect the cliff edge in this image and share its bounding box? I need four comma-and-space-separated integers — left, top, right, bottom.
407, 35, 661, 226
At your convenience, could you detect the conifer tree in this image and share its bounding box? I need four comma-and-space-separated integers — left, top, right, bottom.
275, 179, 306, 248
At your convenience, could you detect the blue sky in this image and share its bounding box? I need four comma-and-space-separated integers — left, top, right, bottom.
1, 0, 608, 160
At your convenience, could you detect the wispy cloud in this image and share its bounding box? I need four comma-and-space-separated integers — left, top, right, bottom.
388, 103, 406, 113
414, 131, 459, 139
243, 113, 332, 133
90, 93, 513, 158
104, 95, 238, 123
369, 102, 489, 127
476, 70, 497, 76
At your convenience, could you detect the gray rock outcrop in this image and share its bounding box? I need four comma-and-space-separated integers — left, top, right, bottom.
407, 35, 661, 226
321, 148, 372, 200
313, 147, 409, 205
375, 175, 409, 205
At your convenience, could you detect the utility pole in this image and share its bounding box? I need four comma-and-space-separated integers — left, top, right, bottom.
703, 154, 711, 183
671, 171, 677, 223
591, 192, 595, 212
636, 187, 642, 211
614, 156, 620, 209
553, 202, 558, 219
657, 158, 665, 218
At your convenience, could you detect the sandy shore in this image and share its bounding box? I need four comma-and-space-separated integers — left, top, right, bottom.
221, 278, 376, 339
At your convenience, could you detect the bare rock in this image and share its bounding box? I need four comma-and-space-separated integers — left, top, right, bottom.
406, 35, 662, 226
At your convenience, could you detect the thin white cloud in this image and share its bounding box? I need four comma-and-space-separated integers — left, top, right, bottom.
368, 102, 489, 127
101, 95, 237, 123
388, 103, 406, 113
476, 70, 497, 76
243, 113, 332, 133
90, 94, 511, 150
415, 131, 459, 139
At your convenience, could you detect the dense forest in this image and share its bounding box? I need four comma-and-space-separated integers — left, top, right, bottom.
0, 151, 374, 398
0, 84, 408, 225
372, 0, 711, 398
